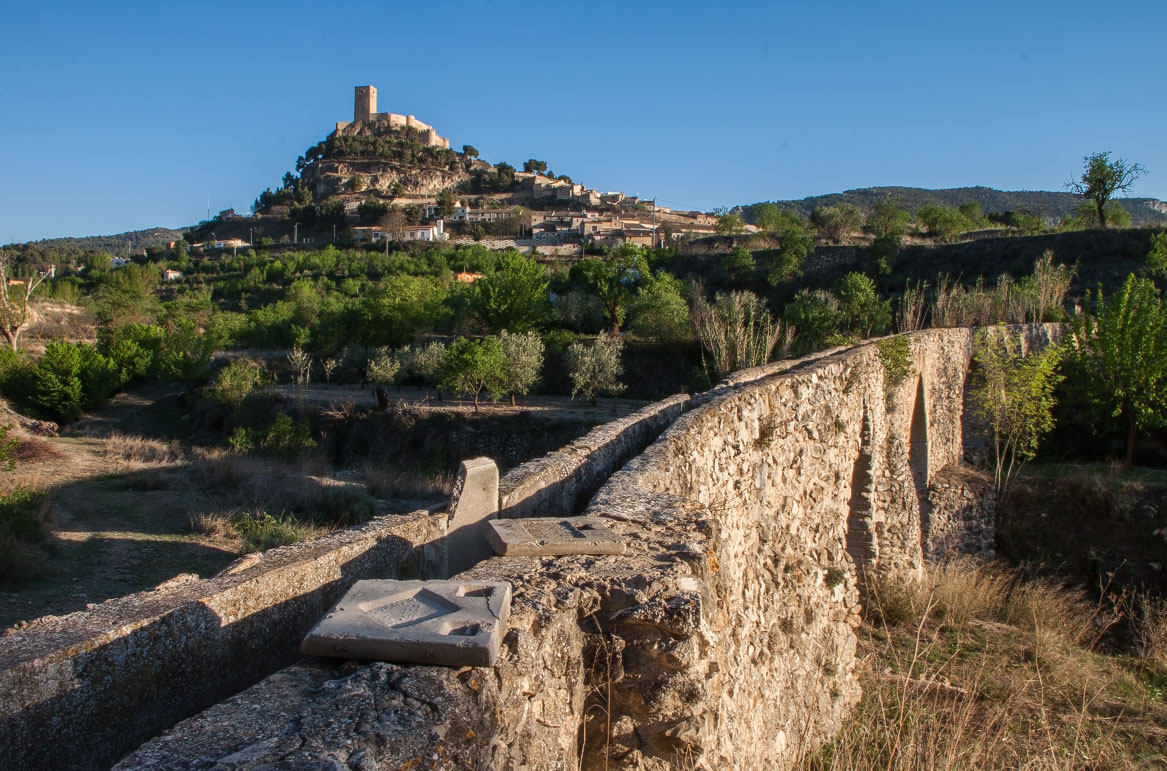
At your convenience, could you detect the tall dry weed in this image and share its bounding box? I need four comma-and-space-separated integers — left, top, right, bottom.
806, 563, 1146, 770
1136, 596, 1167, 684
929, 560, 1011, 631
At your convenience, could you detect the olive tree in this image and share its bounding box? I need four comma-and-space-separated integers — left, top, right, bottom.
565, 332, 625, 406
366, 346, 401, 387
439, 337, 505, 413
497, 330, 544, 406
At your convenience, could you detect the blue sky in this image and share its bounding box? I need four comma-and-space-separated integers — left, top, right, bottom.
2, 0, 1165, 243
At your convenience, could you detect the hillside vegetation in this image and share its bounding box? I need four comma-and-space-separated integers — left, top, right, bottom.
741, 186, 1167, 227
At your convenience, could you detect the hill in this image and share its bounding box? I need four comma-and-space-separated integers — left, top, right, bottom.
738, 186, 1167, 227
3, 227, 185, 258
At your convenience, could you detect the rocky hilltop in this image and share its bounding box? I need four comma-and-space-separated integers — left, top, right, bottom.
297, 120, 482, 200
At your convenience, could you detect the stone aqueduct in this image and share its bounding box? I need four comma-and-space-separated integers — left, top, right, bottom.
0, 326, 1059, 770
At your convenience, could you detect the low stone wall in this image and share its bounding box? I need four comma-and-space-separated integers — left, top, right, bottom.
0, 512, 446, 771
498, 394, 690, 519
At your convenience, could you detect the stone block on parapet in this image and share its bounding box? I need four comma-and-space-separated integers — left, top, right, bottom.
446, 457, 499, 576
300, 579, 511, 667
485, 517, 626, 557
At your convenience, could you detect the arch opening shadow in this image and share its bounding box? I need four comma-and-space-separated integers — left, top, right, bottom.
908, 379, 931, 540
845, 411, 875, 569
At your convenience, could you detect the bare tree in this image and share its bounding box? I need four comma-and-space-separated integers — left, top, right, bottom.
0, 250, 51, 351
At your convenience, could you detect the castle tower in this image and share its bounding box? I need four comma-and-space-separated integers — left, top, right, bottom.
354, 85, 377, 123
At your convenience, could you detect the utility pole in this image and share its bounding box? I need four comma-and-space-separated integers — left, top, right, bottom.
652, 197, 658, 248
293, 223, 298, 245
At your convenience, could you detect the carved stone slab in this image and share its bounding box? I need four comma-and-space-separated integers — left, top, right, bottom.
301, 579, 511, 667
485, 517, 626, 557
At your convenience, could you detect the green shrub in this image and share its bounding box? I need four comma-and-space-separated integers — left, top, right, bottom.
209, 359, 266, 410
877, 335, 913, 394
77, 344, 121, 409
0, 348, 36, 405
723, 246, 756, 280
229, 413, 315, 459
157, 316, 216, 385
233, 512, 321, 552
32, 340, 84, 421
784, 289, 842, 355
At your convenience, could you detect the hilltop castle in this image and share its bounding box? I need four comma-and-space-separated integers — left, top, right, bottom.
335, 85, 450, 149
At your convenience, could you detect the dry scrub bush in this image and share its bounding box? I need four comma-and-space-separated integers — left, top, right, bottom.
189, 510, 235, 540
9, 436, 62, 463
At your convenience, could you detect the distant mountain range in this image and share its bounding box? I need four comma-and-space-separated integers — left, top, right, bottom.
737, 186, 1167, 226
4, 227, 185, 255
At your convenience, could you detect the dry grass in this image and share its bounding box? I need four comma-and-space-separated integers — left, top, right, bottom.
102, 433, 184, 465
360, 459, 453, 503
189, 510, 236, 540
806, 562, 1167, 770
188, 447, 377, 528
930, 252, 1073, 329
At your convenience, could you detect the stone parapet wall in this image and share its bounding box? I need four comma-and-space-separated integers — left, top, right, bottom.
116, 497, 715, 770
0, 512, 446, 771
